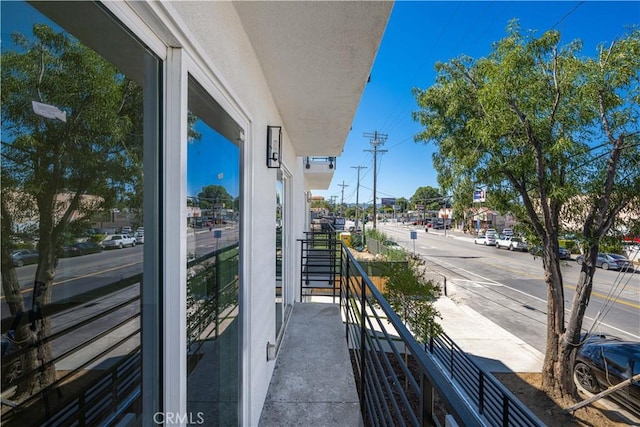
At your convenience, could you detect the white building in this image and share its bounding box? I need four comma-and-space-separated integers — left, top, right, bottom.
0, 1, 392, 425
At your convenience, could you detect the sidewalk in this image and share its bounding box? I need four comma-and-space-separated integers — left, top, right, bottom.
433, 296, 544, 373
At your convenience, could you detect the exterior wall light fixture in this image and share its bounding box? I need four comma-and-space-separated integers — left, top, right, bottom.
267, 125, 282, 168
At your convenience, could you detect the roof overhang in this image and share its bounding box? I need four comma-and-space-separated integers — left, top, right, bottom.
234, 1, 393, 157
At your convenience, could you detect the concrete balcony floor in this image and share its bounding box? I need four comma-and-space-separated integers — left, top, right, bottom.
259, 302, 363, 427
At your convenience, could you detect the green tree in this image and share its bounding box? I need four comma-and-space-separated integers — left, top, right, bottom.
410, 186, 443, 211
395, 196, 409, 213
196, 184, 233, 209
343, 206, 356, 219
1, 24, 144, 397
382, 255, 442, 344
311, 199, 330, 211
413, 22, 640, 400
450, 177, 474, 230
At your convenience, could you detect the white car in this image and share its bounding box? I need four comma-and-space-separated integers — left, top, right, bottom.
496, 235, 529, 251
134, 232, 144, 244
102, 234, 136, 249
474, 235, 496, 246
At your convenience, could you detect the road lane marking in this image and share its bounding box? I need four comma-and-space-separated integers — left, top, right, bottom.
420, 253, 640, 338
1, 261, 142, 300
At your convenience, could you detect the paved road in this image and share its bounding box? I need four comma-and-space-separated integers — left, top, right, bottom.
376, 222, 640, 352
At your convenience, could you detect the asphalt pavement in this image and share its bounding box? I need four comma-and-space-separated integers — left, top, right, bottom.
378, 223, 640, 423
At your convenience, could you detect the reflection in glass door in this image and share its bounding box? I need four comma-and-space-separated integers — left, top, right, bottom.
185, 76, 241, 425
275, 172, 284, 337
275, 169, 292, 341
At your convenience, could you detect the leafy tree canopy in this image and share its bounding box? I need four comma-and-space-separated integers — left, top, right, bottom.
196, 185, 233, 209
410, 186, 444, 211
412, 21, 640, 398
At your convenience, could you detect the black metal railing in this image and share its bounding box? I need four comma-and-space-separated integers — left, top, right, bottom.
1, 243, 239, 426
427, 332, 541, 426
187, 243, 240, 354
299, 231, 340, 302
297, 230, 544, 426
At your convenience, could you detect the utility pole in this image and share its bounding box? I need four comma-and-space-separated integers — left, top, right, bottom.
338, 181, 349, 217
330, 195, 338, 213
351, 166, 366, 231
364, 131, 388, 229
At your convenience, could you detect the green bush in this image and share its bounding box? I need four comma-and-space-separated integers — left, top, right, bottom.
558, 239, 577, 252
88, 234, 107, 244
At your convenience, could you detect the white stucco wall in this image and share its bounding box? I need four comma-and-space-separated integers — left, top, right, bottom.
99, 0, 362, 423
161, 2, 305, 424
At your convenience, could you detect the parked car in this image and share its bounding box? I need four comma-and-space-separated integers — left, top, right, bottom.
576, 253, 635, 272
529, 245, 571, 260
502, 228, 514, 236
474, 235, 495, 246
474, 235, 487, 245
63, 241, 104, 257
120, 226, 133, 234
574, 334, 640, 416
134, 232, 144, 244
496, 236, 529, 251
102, 234, 136, 249
77, 241, 104, 255
11, 249, 39, 267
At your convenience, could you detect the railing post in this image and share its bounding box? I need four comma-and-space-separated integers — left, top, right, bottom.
420, 373, 435, 426
359, 275, 367, 425
344, 248, 350, 342
215, 252, 220, 338
429, 323, 434, 353
479, 371, 485, 414
502, 394, 509, 427
330, 234, 336, 302
450, 340, 455, 378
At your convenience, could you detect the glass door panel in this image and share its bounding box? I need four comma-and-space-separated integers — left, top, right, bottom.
185, 76, 241, 425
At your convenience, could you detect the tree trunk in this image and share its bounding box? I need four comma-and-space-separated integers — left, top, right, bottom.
540, 245, 568, 398
1, 223, 59, 400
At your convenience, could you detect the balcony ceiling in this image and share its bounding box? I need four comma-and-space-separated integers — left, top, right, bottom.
234, 1, 393, 157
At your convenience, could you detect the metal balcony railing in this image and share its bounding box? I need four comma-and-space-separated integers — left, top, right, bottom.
304, 156, 336, 170
1, 243, 240, 427
299, 230, 543, 427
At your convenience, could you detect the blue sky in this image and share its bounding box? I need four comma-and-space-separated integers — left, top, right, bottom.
2, 1, 241, 200
315, 1, 640, 205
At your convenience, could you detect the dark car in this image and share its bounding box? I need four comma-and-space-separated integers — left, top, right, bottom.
10, 249, 39, 267
62, 241, 103, 257
529, 245, 571, 260
576, 253, 635, 272
574, 335, 640, 415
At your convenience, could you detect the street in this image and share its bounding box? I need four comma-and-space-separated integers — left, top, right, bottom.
376, 221, 640, 353
1, 225, 240, 317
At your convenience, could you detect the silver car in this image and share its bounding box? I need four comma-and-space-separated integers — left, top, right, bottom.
102, 234, 136, 249
576, 253, 634, 271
